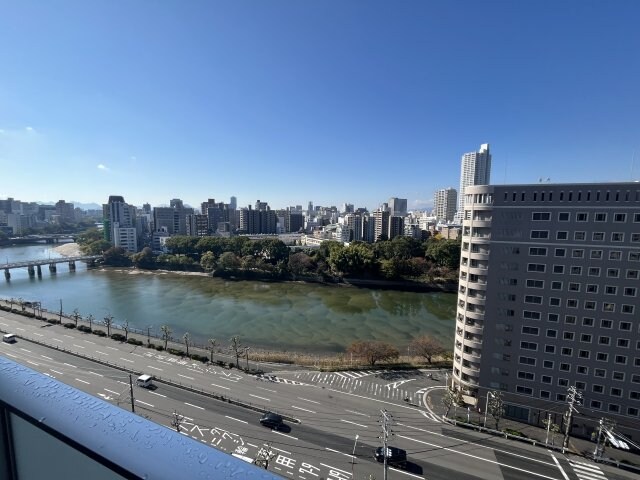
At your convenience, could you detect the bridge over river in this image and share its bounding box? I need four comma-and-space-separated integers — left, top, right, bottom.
3, 255, 101, 279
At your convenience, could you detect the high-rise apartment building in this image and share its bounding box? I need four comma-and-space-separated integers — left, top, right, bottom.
453, 182, 640, 438
388, 197, 408, 216
457, 144, 491, 220
373, 208, 390, 242
434, 188, 458, 223
103, 196, 138, 252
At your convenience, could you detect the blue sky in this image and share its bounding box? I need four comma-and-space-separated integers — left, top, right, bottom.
1, 1, 639, 211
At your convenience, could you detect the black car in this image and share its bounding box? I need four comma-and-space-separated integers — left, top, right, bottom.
374, 446, 407, 467
259, 412, 284, 429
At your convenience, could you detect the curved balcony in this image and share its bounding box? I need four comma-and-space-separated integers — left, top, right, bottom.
462, 337, 483, 348
467, 266, 489, 276
463, 324, 484, 335
460, 309, 485, 321
461, 363, 480, 377
462, 350, 482, 362
468, 251, 490, 260
469, 219, 491, 228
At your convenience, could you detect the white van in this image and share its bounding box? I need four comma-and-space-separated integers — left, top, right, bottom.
136, 374, 153, 388
2, 333, 17, 344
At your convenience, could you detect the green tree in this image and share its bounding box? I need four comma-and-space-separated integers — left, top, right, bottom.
288, 252, 315, 276
83, 239, 112, 255
164, 236, 199, 255
442, 388, 464, 417
347, 340, 399, 366
131, 247, 156, 269
200, 251, 217, 272
259, 239, 290, 264
425, 238, 461, 269
102, 246, 131, 266
218, 252, 241, 271
487, 391, 505, 430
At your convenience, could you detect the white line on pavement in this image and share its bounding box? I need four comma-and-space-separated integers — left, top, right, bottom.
320, 464, 349, 475
27, 360, 40, 367
325, 448, 354, 459
52, 338, 63, 343
389, 467, 423, 478
185, 402, 205, 410
120, 358, 134, 363
211, 383, 230, 390
147, 366, 163, 371
291, 405, 316, 414
187, 367, 200, 373
106, 346, 118, 351
157, 360, 171, 365
136, 400, 154, 408
19, 348, 32, 353
96, 351, 109, 356
72, 344, 85, 349
33, 333, 43, 337
63, 335, 74, 338
63, 363, 77, 368
16, 327, 25, 331
104, 389, 120, 395
225, 415, 247, 424
4, 353, 17, 358
130, 353, 143, 357
89, 371, 103, 377
257, 386, 277, 393
148, 391, 166, 398
345, 409, 369, 417
273, 431, 297, 440
551, 454, 571, 480
40, 355, 53, 360
178, 374, 194, 380
249, 394, 271, 402
50, 369, 63, 375
297, 397, 320, 404
75, 378, 90, 385
84, 340, 96, 344
341, 419, 367, 428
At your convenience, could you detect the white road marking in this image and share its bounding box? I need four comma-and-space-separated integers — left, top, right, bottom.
147, 365, 163, 371
4, 353, 17, 358
84, 340, 96, 345
63, 363, 77, 368
185, 402, 205, 410
89, 371, 103, 377
187, 367, 200, 373
320, 464, 349, 475
249, 394, 270, 402
225, 415, 247, 424
104, 389, 120, 395
120, 358, 134, 363
40, 355, 53, 360
273, 431, 297, 440
297, 397, 320, 404
63, 334, 74, 338
157, 360, 171, 365
0, 322, 6, 325
178, 374, 194, 380
96, 351, 109, 356
52, 338, 63, 343
73, 344, 85, 349
20, 348, 32, 353
106, 346, 118, 351
148, 391, 166, 398
16, 327, 25, 331
551, 454, 571, 480
341, 419, 368, 428
291, 405, 316, 414
27, 360, 40, 367
389, 467, 423, 478
33, 333, 43, 337
50, 369, 63, 375
325, 448, 354, 459
211, 383, 231, 390
136, 400, 154, 408
257, 386, 277, 393
219, 377, 238, 382
131, 353, 143, 357
345, 409, 369, 417
75, 378, 90, 385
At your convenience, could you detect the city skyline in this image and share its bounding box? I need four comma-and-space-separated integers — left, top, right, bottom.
1, 1, 639, 210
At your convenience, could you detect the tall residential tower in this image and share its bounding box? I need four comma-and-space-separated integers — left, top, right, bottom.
457, 143, 491, 220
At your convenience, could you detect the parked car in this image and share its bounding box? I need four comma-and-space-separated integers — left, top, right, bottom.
259, 412, 284, 430
374, 446, 407, 467
2, 333, 17, 344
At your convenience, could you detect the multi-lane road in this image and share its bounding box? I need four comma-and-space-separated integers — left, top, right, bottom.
0, 310, 634, 480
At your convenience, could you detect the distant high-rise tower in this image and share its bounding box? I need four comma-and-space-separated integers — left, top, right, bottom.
434, 188, 457, 223
229, 196, 237, 210
388, 197, 407, 216
457, 143, 491, 218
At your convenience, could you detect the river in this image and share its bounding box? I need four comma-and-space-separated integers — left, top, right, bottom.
0, 244, 456, 354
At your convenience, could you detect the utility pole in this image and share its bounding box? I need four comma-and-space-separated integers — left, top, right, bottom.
562, 386, 582, 453
545, 412, 552, 445
129, 374, 135, 413
380, 409, 392, 480
171, 410, 184, 432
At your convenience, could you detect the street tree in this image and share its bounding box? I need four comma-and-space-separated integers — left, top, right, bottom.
229, 335, 244, 367
442, 388, 464, 417
346, 341, 399, 366
207, 338, 218, 363
103, 314, 114, 337
86, 314, 94, 331
72, 308, 81, 327
409, 335, 446, 364
487, 390, 505, 430
183, 332, 190, 357
122, 319, 130, 341
160, 325, 172, 350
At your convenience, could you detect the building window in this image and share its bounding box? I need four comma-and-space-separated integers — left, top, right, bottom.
609, 404, 620, 413
543, 360, 554, 369
594, 213, 607, 222
525, 295, 543, 304
614, 213, 627, 222
607, 268, 619, 278
580, 334, 592, 343
522, 326, 539, 335
554, 248, 566, 257
618, 339, 630, 348
601, 319, 613, 329
566, 299, 578, 308
558, 212, 570, 221
594, 369, 606, 378
624, 287, 637, 297
548, 313, 559, 322
599, 336, 611, 345
561, 348, 573, 357
630, 252, 640, 262
588, 267, 601, 276
544, 345, 556, 354
597, 352, 609, 362
613, 371, 625, 381
590, 249, 603, 259
519, 356, 536, 366
593, 385, 604, 393
517, 371, 535, 381
572, 249, 584, 258
550, 281, 562, 290
632, 233, 640, 243
591, 400, 602, 409
565, 315, 577, 324
568, 282, 580, 292
529, 247, 547, 256
592, 232, 605, 241
584, 301, 596, 310
558, 379, 569, 387
609, 251, 622, 260
532, 212, 551, 221
574, 231, 586, 241
615, 355, 627, 365
627, 269, 639, 279
575, 382, 586, 391
527, 263, 546, 272
526, 279, 544, 288
520, 341, 538, 350
578, 350, 590, 359
549, 297, 561, 306
531, 230, 549, 239
516, 386, 533, 395
605, 285, 618, 295
603, 302, 615, 312
619, 321, 632, 331
576, 212, 588, 222
611, 232, 624, 242
540, 391, 551, 399
586, 284, 599, 293
556, 231, 568, 240
523, 310, 541, 320
563, 331, 575, 341
546, 329, 557, 338
582, 317, 594, 327
577, 366, 588, 375
570, 266, 582, 275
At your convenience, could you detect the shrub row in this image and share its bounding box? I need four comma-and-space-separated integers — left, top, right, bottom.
63, 323, 76, 329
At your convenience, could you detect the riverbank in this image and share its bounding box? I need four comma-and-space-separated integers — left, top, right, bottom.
53, 242, 82, 257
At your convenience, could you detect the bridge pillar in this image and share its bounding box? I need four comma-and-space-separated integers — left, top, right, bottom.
49, 264, 57, 273
68, 261, 76, 271
37, 265, 42, 276
28, 265, 35, 277
4, 269, 9, 280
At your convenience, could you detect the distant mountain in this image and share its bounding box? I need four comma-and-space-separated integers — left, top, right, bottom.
71, 202, 102, 211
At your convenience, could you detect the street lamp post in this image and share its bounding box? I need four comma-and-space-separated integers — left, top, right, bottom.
351, 434, 359, 477
245, 347, 250, 371
483, 391, 494, 428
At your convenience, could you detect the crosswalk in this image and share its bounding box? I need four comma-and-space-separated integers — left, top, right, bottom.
569, 459, 607, 480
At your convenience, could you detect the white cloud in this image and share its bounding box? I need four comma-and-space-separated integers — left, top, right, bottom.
25, 126, 34, 132
97, 164, 110, 171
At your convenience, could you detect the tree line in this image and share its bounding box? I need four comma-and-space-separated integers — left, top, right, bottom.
79, 229, 461, 283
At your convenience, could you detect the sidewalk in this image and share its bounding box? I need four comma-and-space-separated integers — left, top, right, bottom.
426, 387, 640, 476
